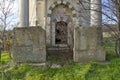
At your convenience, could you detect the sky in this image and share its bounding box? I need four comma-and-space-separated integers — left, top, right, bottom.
14, 0, 18, 16
8, 0, 18, 29
0, 0, 18, 30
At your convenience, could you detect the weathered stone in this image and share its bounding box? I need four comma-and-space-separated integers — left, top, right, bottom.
74, 27, 105, 62
12, 27, 46, 63
17, 0, 104, 63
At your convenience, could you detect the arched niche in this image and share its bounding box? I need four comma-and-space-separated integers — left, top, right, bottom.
50, 4, 74, 48
52, 4, 72, 16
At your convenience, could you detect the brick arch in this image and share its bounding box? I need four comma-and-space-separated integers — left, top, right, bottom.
47, 1, 77, 18
51, 14, 72, 24
46, 1, 77, 47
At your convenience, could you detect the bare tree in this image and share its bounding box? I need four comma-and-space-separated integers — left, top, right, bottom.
0, 0, 15, 60
102, 0, 120, 56
77, 0, 120, 56
0, 0, 15, 79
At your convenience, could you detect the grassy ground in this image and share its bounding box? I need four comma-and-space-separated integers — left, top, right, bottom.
1, 38, 120, 80
1, 52, 10, 64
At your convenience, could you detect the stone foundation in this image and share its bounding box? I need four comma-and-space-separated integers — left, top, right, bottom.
12, 27, 46, 63
74, 27, 105, 62
12, 26, 105, 63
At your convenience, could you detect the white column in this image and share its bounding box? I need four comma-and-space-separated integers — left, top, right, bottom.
29, 0, 37, 26
19, 0, 29, 27
90, 0, 102, 26
36, 0, 45, 29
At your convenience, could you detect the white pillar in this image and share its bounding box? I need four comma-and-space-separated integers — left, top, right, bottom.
90, 0, 102, 27
19, 0, 29, 27
29, 0, 37, 26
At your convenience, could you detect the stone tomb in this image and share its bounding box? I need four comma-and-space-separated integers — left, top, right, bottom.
12, 26, 105, 63
12, 27, 46, 63
14, 0, 105, 63
74, 27, 105, 62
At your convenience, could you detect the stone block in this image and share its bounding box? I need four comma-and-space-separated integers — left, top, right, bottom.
74, 27, 105, 62
12, 27, 46, 63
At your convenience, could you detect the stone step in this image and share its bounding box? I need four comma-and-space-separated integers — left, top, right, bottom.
47, 47, 73, 60
47, 47, 70, 50
47, 47, 71, 53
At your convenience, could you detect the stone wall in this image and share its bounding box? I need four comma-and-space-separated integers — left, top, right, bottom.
12, 27, 46, 63
74, 27, 105, 62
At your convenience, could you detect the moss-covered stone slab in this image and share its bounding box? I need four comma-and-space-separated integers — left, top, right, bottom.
12, 27, 46, 63
74, 27, 105, 62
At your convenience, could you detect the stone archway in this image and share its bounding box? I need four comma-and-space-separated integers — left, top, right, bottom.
50, 4, 74, 47
47, 1, 77, 18
46, 1, 77, 47
46, 2, 74, 60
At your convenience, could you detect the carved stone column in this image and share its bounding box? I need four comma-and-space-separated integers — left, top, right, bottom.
19, 0, 29, 27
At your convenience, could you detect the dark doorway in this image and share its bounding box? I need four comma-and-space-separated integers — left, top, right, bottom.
55, 21, 68, 44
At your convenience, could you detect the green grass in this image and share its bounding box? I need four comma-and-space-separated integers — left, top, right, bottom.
103, 36, 118, 60
1, 37, 120, 80
1, 52, 11, 64
1, 63, 92, 80
1, 60, 120, 80
103, 33, 112, 38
